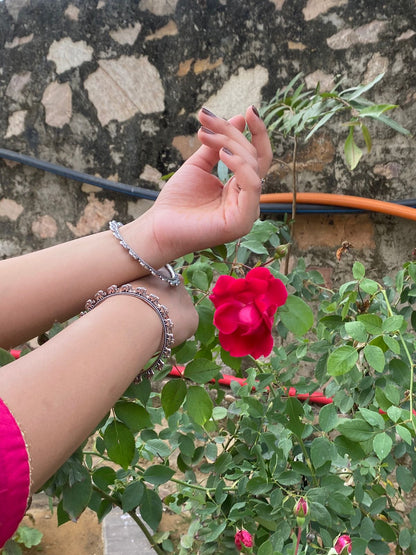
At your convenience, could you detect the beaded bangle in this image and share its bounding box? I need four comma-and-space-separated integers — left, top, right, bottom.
109, 220, 180, 287
81, 284, 174, 382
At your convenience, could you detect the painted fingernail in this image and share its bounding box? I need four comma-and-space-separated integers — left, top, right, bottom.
251, 105, 260, 117
200, 126, 216, 134
202, 106, 216, 117
222, 147, 233, 156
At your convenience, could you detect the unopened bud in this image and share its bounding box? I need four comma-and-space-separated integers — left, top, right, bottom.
334, 534, 352, 554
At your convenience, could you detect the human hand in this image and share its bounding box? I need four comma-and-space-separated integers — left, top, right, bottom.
140, 105, 272, 262
129, 275, 198, 347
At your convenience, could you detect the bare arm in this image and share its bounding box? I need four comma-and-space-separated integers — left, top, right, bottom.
0, 276, 198, 491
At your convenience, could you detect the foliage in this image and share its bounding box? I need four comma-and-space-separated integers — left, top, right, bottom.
9, 217, 413, 554
1, 525, 43, 554
261, 73, 410, 170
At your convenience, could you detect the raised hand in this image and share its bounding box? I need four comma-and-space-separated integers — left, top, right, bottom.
143, 105, 273, 262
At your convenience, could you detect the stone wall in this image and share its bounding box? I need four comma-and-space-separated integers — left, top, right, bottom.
1, 0, 416, 283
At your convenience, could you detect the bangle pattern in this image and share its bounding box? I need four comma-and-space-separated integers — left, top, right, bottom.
81, 284, 174, 382
109, 220, 180, 287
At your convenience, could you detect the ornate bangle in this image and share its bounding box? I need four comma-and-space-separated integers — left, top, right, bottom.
109, 220, 180, 287
81, 284, 174, 382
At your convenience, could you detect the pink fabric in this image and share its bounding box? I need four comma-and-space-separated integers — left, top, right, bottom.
0, 398, 30, 547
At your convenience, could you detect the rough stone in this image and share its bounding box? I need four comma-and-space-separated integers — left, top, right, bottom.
138, 0, 178, 16
6, 71, 31, 102
5, 34, 34, 49
373, 162, 401, 179
144, 20, 178, 41
41, 82, 72, 128
288, 41, 307, 51
294, 214, 376, 249
327, 20, 387, 50
193, 57, 223, 74
364, 53, 389, 84
303, 0, 348, 21
110, 22, 142, 45
177, 59, 193, 76
5, 0, 29, 21
32, 215, 58, 239
269, 0, 285, 9
84, 55, 165, 125
203, 66, 269, 119
139, 165, 165, 189
47, 38, 94, 74
305, 70, 334, 92
396, 29, 416, 41
0, 199, 24, 221
66, 194, 115, 237
172, 134, 201, 160
5, 110, 27, 138
64, 4, 79, 20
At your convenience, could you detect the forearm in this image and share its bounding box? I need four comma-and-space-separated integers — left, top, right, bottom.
0, 293, 162, 491
0, 212, 165, 348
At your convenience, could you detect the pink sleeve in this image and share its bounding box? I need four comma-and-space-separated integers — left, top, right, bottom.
0, 398, 31, 548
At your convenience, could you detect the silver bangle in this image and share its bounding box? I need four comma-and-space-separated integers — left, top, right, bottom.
81, 284, 174, 382
109, 220, 180, 287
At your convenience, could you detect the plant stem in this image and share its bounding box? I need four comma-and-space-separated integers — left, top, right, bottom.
294, 526, 302, 555
91, 485, 166, 554
284, 135, 298, 275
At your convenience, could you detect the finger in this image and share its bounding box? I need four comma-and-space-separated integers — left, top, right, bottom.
246, 105, 273, 178
199, 108, 257, 156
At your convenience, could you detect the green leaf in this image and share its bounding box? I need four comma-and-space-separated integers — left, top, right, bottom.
0, 348, 16, 366
359, 407, 385, 429
344, 321, 367, 342
396, 465, 415, 492
143, 465, 175, 486
361, 123, 372, 152
92, 467, 116, 491
122, 481, 144, 512
279, 295, 314, 336
363, 344, 385, 373
327, 346, 358, 376
353, 261, 365, 280
246, 476, 273, 495
286, 397, 305, 437
103, 420, 135, 469
327, 491, 354, 515
374, 519, 397, 542
184, 358, 221, 384
114, 401, 152, 432
140, 487, 163, 531
62, 466, 92, 521
357, 314, 383, 335
344, 127, 363, 170
15, 525, 43, 548
382, 315, 405, 333
337, 418, 374, 441
373, 432, 393, 460
185, 385, 213, 426
161, 379, 187, 418
319, 403, 339, 432
360, 278, 379, 295
310, 436, 337, 468
396, 424, 412, 445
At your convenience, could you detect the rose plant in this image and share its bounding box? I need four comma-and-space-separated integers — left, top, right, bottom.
3, 216, 414, 555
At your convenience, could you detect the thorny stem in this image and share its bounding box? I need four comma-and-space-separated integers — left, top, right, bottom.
284, 135, 298, 275
381, 288, 416, 434
294, 525, 302, 555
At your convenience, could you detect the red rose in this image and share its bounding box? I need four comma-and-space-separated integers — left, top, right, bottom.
209, 267, 288, 359
234, 529, 253, 551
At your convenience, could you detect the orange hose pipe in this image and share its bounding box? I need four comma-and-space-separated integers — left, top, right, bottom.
260, 192, 416, 221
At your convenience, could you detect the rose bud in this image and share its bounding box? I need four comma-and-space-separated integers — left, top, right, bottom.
294, 497, 308, 525
234, 529, 253, 552
334, 534, 352, 554
209, 267, 288, 359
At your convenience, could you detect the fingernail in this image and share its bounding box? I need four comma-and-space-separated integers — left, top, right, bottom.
202, 106, 216, 117
222, 147, 233, 156
200, 126, 216, 134
251, 105, 260, 117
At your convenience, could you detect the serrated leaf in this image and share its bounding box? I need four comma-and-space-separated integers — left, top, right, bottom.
103, 420, 135, 469
122, 481, 144, 512
62, 466, 92, 521
337, 418, 373, 441
373, 432, 393, 460
279, 295, 314, 336
140, 487, 163, 531
184, 358, 221, 384
161, 379, 187, 418
114, 401, 152, 432
344, 321, 367, 342
327, 346, 358, 376
359, 407, 385, 429
319, 403, 338, 432
353, 261, 365, 280
363, 344, 385, 373
143, 465, 175, 486
185, 385, 213, 426
396, 424, 412, 445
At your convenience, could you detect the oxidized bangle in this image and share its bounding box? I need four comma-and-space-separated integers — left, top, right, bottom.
81, 284, 174, 382
109, 220, 180, 287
